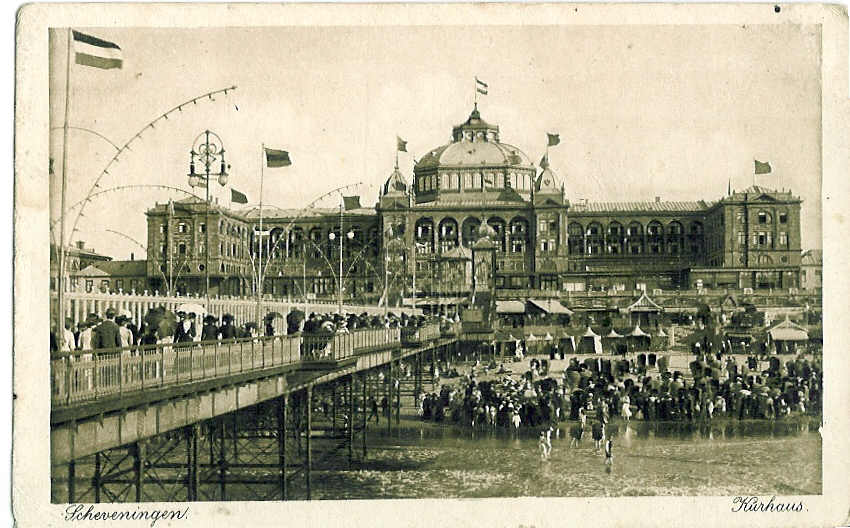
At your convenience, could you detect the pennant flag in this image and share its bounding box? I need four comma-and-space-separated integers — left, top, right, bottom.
475, 77, 488, 95
343, 196, 362, 211
754, 160, 772, 175
73, 30, 123, 70
396, 136, 408, 152
265, 148, 292, 168
231, 188, 248, 204
547, 133, 560, 147
539, 154, 550, 169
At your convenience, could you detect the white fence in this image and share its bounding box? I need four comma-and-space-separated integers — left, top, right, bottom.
52, 291, 421, 334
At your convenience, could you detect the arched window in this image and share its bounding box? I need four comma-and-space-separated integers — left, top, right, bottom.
509, 217, 529, 253
439, 218, 459, 252
415, 217, 435, 254
586, 222, 603, 255
568, 222, 584, 255
289, 227, 304, 258
758, 211, 772, 224
687, 221, 704, 254
461, 217, 481, 248
627, 222, 644, 254
488, 217, 507, 252
309, 227, 323, 259
647, 221, 664, 254
606, 221, 624, 254
666, 221, 684, 255
758, 254, 773, 265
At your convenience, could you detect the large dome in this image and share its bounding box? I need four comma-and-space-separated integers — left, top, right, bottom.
415, 107, 533, 171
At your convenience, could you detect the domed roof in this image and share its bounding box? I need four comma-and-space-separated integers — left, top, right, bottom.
414, 107, 533, 170
382, 166, 408, 195
536, 166, 561, 193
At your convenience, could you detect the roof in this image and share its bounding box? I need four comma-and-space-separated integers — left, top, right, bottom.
528, 299, 573, 315
582, 327, 600, 338
628, 325, 650, 337
605, 329, 623, 338
569, 200, 712, 213
382, 167, 408, 195
496, 300, 525, 314
626, 292, 663, 312
76, 260, 147, 277
442, 245, 472, 260
768, 317, 809, 341
239, 206, 377, 219
801, 249, 822, 266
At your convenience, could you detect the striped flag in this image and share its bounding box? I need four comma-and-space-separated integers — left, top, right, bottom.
264, 148, 292, 168
475, 77, 488, 95
754, 160, 772, 175
73, 30, 122, 70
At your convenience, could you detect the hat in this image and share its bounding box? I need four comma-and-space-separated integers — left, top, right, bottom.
187, 312, 196, 320
105, 308, 117, 319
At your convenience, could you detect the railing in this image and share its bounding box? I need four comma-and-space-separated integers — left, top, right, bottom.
51, 335, 302, 408
401, 323, 441, 347
300, 327, 400, 361
440, 323, 462, 338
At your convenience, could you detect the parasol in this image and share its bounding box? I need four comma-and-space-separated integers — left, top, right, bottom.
176, 303, 207, 316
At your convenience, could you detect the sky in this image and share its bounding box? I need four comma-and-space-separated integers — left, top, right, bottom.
49, 24, 822, 260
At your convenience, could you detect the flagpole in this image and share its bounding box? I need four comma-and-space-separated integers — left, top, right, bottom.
57, 28, 73, 348
257, 143, 265, 325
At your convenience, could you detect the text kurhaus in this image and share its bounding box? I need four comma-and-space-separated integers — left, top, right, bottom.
65, 504, 189, 526
732, 496, 804, 513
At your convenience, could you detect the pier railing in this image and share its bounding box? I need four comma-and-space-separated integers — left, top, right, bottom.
401, 323, 441, 347
51, 335, 302, 408
301, 327, 400, 361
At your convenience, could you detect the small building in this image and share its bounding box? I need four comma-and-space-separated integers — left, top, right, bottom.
800, 249, 822, 293
73, 260, 148, 294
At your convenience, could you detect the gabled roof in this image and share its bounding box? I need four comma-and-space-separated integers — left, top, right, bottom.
768, 316, 809, 341
605, 328, 623, 338
75, 260, 147, 277
582, 326, 600, 338
496, 300, 525, 314
626, 291, 663, 312
442, 245, 472, 260
628, 325, 650, 337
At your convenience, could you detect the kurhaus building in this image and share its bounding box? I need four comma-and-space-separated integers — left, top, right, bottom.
145, 106, 803, 311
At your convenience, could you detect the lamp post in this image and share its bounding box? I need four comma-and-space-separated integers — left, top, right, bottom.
188, 130, 228, 310
329, 206, 355, 314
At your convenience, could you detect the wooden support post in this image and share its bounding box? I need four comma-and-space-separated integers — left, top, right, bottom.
332, 383, 337, 436
348, 376, 354, 466
386, 365, 392, 435
134, 441, 146, 502
279, 395, 287, 500
185, 427, 194, 501
67, 461, 75, 503
396, 361, 401, 426
93, 452, 101, 503
219, 418, 227, 500
305, 386, 312, 500
361, 373, 367, 460
191, 424, 200, 501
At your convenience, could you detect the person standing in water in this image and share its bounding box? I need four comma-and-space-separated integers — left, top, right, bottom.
604, 438, 614, 473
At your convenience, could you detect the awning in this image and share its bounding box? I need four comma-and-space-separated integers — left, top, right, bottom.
496, 300, 526, 314
528, 299, 574, 315
770, 328, 808, 341
629, 325, 650, 337
582, 327, 600, 337
605, 329, 623, 338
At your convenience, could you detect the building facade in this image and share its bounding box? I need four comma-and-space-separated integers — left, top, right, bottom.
144, 106, 804, 311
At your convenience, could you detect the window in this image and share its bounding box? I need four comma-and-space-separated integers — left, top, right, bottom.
85, 280, 93, 293
779, 232, 788, 246
464, 172, 473, 189
199, 223, 206, 233
220, 242, 224, 255
736, 211, 745, 224
160, 244, 167, 257
758, 211, 771, 224
738, 232, 746, 246
116, 279, 124, 291
199, 242, 206, 255
232, 243, 237, 255
539, 221, 548, 234
160, 223, 167, 234
541, 240, 550, 252
757, 233, 767, 246
178, 223, 187, 233
100, 279, 110, 291
178, 243, 187, 256
779, 212, 788, 224
780, 256, 788, 263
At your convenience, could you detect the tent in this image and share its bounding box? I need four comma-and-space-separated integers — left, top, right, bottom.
767, 316, 809, 354
558, 333, 577, 356
602, 328, 625, 355
627, 325, 651, 352
578, 326, 603, 354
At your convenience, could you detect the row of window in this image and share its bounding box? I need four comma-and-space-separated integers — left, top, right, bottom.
72, 278, 142, 293
736, 231, 789, 248
416, 170, 536, 193
735, 210, 789, 225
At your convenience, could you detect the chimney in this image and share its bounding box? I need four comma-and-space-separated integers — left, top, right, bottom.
655, 196, 661, 203
130, 252, 135, 261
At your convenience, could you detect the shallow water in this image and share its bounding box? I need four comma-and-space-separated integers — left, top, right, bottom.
306, 418, 821, 499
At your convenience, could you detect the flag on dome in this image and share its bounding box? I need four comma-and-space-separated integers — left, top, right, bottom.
754, 160, 772, 175
73, 30, 123, 69
396, 136, 407, 152
547, 133, 560, 147
475, 77, 488, 95
265, 148, 292, 168
539, 153, 550, 169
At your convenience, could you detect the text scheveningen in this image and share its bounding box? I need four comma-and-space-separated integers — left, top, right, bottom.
65, 504, 189, 526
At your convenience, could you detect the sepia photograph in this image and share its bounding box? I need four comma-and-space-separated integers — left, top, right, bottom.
13, 3, 850, 527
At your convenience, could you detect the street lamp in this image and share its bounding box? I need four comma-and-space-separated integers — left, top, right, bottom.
188, 130, 228, 309
329, 222, 355, 314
